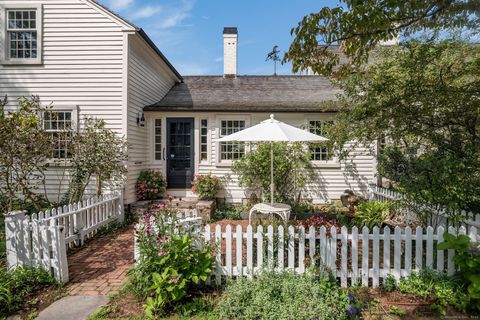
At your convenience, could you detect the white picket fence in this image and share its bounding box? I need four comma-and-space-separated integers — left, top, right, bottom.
203, 224, 479, 287
368, 184, 480, 230
4, 191, 124, 283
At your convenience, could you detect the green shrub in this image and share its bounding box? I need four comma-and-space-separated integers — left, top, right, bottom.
397, 269, 468, 315
135, 170, 166, 201
352, 200, 391, 229
0, 267, 57, 317
383, 274, 397, 292
191, 174, 221, 200
215, 269, 352, 320
438, 233, 480, 312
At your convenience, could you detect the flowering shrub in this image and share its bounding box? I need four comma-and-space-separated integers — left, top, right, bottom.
191, 174, 220, 200
135, 170, 166, 200
130, 200, 214, 318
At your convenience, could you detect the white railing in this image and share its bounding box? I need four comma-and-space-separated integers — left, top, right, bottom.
368, 184, 480, 230
203, 224, 478, 287
4, 191, 124, 283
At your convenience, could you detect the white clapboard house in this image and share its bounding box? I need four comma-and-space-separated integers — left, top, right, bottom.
0, 0, 376, 204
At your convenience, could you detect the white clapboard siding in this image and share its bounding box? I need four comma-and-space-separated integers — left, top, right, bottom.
5, 192, 124, 283
203, 224, 477, 287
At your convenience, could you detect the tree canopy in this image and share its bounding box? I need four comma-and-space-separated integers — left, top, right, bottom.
284, 0, 479, 77
332, 40, 480, 214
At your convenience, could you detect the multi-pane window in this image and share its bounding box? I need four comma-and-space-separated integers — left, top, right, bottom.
6, 10, 38, 59
220, 120, 245, 161
155, 119, 162, 160
200, 119, 208, 162
309, 120, 333, 161
43, 111, 73, 159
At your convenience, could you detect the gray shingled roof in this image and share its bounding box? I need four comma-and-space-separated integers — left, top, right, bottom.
144, 76, 340, 113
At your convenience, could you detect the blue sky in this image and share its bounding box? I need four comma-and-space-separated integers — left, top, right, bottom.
99, 0, 337, 75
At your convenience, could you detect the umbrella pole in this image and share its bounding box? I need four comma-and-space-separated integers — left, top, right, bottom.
270, 141, 274, 206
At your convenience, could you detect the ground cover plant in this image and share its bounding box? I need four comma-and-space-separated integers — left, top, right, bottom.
0, 266, 58, 317
216, 269, 353, 320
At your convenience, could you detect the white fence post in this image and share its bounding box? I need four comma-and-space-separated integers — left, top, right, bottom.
5, 210, 29, 268
117, 190, 125, 223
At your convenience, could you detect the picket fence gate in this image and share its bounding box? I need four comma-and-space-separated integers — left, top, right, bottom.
4, 192, 124, 283
368, 184, 480, 231
203, 224, 478, 287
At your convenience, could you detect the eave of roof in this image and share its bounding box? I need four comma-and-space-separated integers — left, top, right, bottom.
144, 75, 340, 113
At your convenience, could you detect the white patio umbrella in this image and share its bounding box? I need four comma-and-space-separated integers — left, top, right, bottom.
217, 114, 328, 205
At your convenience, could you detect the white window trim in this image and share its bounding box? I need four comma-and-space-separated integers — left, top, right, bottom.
215, 114, 250, 167
151, 116, 166, 165
304, 114, 340, 168
0, 3, 43, 65
43, 106, 78, 165
199, 117, 210, 165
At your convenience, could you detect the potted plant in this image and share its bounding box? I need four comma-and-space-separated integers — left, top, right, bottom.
135, 170, 166, 201
191, 173, 220, 201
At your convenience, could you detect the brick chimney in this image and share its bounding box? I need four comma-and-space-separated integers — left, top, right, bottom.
223, 27, 238, 78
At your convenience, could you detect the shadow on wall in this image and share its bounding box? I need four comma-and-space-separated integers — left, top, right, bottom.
342, 160, 370, 196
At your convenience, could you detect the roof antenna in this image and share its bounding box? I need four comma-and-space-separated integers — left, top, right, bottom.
266, 45, 280, 76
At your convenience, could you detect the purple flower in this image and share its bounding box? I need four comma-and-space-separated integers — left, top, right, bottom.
347, 306, 357, 314
347, 295, 355, 302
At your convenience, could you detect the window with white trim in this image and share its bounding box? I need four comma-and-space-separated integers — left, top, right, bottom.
1, 5, 42, 64
220, 120, 245, 161
200, 119, 208, 162
43, 111, 73, 159
154, 119, 162, 160
308, 120, 333, 161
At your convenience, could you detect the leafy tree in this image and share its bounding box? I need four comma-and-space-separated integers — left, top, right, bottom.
66, 118, 127, 203
232, 142, 314, 205
284, 0, 479, 77
331, 40, 480, 216
0, 96, 52, 212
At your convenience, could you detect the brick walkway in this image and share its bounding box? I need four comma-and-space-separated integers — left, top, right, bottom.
66, 225, 135, 296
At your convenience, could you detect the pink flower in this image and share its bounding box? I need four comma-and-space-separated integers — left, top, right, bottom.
158, 249, 167, 257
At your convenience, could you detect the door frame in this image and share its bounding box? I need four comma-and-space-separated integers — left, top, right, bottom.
166, 117, 195, 188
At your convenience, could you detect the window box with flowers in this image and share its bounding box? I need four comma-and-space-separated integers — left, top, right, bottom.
191, 174, 220, 201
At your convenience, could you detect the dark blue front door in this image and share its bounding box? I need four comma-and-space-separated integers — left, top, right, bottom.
167, 118, 194, 188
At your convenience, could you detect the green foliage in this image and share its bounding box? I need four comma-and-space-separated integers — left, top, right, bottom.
352, 201, 391, 229
232, 142, 314, 205
211, 202, 243, 221
130, 201, 214, 318
191, 174, 220, 200
0, 96, 53, 212
0, 267, 57, 317
438, 234, 480, 312
397, 269, 468, 315
215, 269, 352, 320
284, 0, 479, 77
389, 305, 405, 317
66, 118, 127, 203
135, 170, 166, 201
383, 274, 397, 292
332, 40, 480, 217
